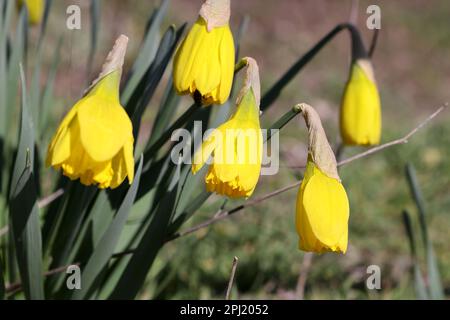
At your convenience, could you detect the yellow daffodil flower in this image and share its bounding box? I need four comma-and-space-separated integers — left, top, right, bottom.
173, 0, 235, 105
18, 0, 44, 25
46, 35, 134, 189
340, 59, 381, 146
192, 57, 262, 198
296, 104, 350, 253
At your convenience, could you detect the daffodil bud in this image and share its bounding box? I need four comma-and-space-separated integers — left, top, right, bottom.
296, 104, 349, 253
173, 0, 235, 106
340, 27, 382, 146
192, 57, 262, 198
18, 0, 44, 25
46, 35, 135, 189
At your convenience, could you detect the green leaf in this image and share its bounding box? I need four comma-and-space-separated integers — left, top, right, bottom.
121, 0, 170, 105
145, 77, 180, 149
44, 184, 97, 295
128, 24, 186, 139
8, 65, 44, 300
40, 36, 63, 134
0, 0, 15, 141
6, 9, 27, 137
210, 16, 250, 129
426, 244, 444, 299
87, 0, 100, 77
260, 24, 346, 111
401, 210, 428, 300
72, 156, 144, 300
0, 254, 5, 299
109, 187, 178, 299
0, 3, 8, 195
37, 0, 53, 48
142, 101, 201, 165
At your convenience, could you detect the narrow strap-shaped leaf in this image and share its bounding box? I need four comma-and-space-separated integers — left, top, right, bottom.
44, 184, 96, 295
86, 0, 100, 78
145, 77, 181, 148
405, 164, 444, 299
109, 187, 178, 299
121, 0, 170, 105
37, 0, 53, 49
9, 65, 44, 300
210, 16, 250, 129
40, 36, 63, 134
6, 10, 27, 138
401, 210, 428, 300
129, 24, 186, 139
426, 243, 444, 299
72, 156, 143, 300
260, 23, 354, 111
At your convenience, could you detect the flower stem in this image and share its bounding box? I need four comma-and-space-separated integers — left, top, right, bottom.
260, 23, 365, 111
265, 104, 302, 142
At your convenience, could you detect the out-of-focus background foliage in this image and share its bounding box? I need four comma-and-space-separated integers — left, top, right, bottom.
39, 0, 450, 299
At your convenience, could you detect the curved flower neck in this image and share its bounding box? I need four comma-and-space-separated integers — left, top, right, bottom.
236, 57, 261, 110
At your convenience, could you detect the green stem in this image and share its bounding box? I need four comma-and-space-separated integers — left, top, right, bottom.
265, 104, 302, 142
260, 23, 366, 111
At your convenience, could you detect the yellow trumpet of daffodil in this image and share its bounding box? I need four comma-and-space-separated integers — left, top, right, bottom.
192, 57, 262, 198
173, 0, 235, 105
340, 27, 381, 146
296, 104, 350, 253
18, 0, 44, 25
46, 35, 134, 189
340, 59, 381, 146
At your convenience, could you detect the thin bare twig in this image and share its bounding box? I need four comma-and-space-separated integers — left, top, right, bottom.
37, 188, 65, 209
170, 104, 447, 240
0, 189, 63, 239
296, 253, 313, 300
338, 104, 447, 167
5, 263, 80, 295
226, 256, 239, 300
14, 105, 446, 288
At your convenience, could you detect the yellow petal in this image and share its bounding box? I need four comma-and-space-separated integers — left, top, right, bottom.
217, 25, 235, 104
19, 0, 44, 25
46, 105, 78, 167
340, 62, 381, 146
192, 129, 218, 174
123, 137, 135, 184
174, 19, 207, 95
202, 90, 262, 198
296, 162, 349, 253
77, 72, 132, 162
192, 26, 222, 97
173, 17, 235, 105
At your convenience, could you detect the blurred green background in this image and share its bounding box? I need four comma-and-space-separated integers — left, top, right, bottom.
38, 0, 450, 299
